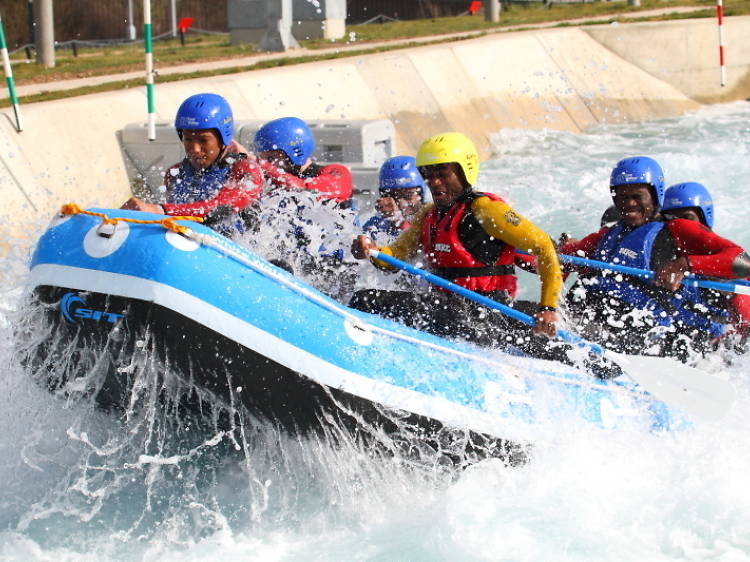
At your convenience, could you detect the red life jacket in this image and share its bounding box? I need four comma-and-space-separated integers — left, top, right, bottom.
259, 160, 353, 203
420, 192, 517, 295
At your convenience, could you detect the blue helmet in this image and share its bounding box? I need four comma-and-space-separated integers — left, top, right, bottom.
378, 156, 426, 199
662, 182, 714, 228
175, 93, 234, 147
609, 156, 666, 207
254, 117, 315, 167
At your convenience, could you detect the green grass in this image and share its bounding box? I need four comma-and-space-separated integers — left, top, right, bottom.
2, 0, 747, 107
305, 0, 727, 45
7, 35, 258, 84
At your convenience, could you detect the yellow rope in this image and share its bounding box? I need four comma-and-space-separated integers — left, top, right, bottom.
61, 203, 203, 235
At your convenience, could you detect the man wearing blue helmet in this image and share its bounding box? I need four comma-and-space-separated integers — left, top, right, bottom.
662, 182, 750, 350
122, 93, 264, 219
362, 156, 426, 242
559, 157, 750, 359
662, 181, 715, 227
254, 117, 353, 204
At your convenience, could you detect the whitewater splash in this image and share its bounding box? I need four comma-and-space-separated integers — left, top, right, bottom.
3, 293, 484, 559
2, 102, 750, 560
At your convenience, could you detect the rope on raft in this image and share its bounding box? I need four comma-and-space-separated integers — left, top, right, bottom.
60, 203, 203, 235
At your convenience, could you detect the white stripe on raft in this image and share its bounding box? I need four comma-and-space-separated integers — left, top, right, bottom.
28, 263, 547, 443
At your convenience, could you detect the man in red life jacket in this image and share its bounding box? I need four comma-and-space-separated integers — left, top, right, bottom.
253, 117, 353, 205
351, 132, 563, 350
559, 157, 750, 360
121, 93, 264, 220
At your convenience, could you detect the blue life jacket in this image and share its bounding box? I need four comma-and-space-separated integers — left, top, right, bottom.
584, 220, 728, 338
167, 154, 252, 236
166, 157, 235, 205
362, 213, 401, 242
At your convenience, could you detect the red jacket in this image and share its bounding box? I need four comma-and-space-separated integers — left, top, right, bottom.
729, 292, 750, 334
259, 160, 353, 203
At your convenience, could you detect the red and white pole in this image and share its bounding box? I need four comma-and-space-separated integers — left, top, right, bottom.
717, 0, 726, 87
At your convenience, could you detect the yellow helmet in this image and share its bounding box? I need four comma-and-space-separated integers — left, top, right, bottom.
415, 132, 480, 186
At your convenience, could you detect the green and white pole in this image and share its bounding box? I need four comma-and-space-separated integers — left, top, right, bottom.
143, 0, 155, 140
0, 11, 22, 132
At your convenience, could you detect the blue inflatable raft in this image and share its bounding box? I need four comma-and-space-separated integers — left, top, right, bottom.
24, 208, 689, 463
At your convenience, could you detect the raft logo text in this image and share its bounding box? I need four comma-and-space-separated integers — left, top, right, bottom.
60, 292, 125, 324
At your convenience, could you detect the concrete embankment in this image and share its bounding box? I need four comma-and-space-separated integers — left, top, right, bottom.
1, 16, 749, 249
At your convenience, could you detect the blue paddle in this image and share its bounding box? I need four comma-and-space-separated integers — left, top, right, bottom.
368, 249, 735, 422
524, 250, 750, 295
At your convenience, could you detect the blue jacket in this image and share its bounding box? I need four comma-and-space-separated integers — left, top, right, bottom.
585, 220, 727, 338
362, 213, 402, 243
166, 158, 235, 205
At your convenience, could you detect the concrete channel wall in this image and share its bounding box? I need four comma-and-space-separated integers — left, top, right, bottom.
1, 16, 749, 250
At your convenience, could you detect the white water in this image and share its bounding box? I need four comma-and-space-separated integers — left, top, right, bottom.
2, 102, 750, 561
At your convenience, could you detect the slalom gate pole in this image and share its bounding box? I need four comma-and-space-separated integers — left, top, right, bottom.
717, 0, 726, 87
0, 11, 22, 132
143, 0, 156, 140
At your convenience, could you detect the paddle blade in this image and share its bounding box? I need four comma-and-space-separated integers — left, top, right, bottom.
605, 351, 736, 423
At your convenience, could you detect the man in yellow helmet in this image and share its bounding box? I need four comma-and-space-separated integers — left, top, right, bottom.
351, 132, 563, 348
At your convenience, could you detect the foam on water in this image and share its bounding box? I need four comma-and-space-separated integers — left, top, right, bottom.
2, 102, 750, 561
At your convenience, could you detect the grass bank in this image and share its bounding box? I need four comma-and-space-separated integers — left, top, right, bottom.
2, 0, 747, 108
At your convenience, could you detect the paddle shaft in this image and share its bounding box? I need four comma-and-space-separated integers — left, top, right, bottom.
369, 250, 736, 422
518, 250, 750, 295
370, 251, 604, 353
